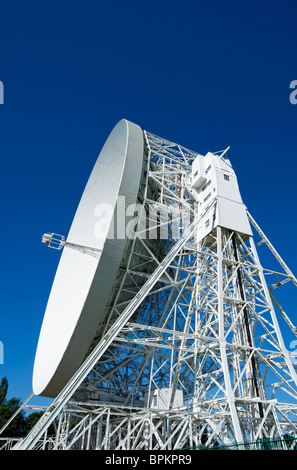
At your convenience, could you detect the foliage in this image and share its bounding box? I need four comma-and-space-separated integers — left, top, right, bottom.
0, 377, 48, 438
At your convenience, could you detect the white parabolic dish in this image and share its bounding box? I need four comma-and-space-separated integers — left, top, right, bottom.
33, 119, 144, 397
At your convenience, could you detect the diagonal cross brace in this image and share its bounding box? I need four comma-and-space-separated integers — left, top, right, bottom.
247, 211, 297, 287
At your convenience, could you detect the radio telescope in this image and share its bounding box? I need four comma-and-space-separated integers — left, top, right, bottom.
33, 120, 144, 398
7, 119, 297, 450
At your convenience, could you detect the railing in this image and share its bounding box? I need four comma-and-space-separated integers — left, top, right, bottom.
183, 436, 297, 451
0, 438, 22, 450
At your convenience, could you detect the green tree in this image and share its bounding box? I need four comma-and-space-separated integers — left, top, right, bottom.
0, 376, 8, 406
0, 377, 28, 437
0, 377, 58, 442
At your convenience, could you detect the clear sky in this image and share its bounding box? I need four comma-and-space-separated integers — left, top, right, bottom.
1, 0, 297, 405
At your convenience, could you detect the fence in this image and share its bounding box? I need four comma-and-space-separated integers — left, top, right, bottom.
183, 436, 297, 450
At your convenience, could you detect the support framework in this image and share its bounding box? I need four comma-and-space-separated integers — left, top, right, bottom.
7, 131, 297, 450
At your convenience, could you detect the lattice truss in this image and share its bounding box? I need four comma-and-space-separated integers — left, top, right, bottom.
8, 132, 297, 450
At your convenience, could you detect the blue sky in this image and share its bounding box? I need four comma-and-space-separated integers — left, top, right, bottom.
1, 0, 297, 405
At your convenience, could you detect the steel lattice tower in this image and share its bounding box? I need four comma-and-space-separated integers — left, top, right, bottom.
6, 127, 297, 450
